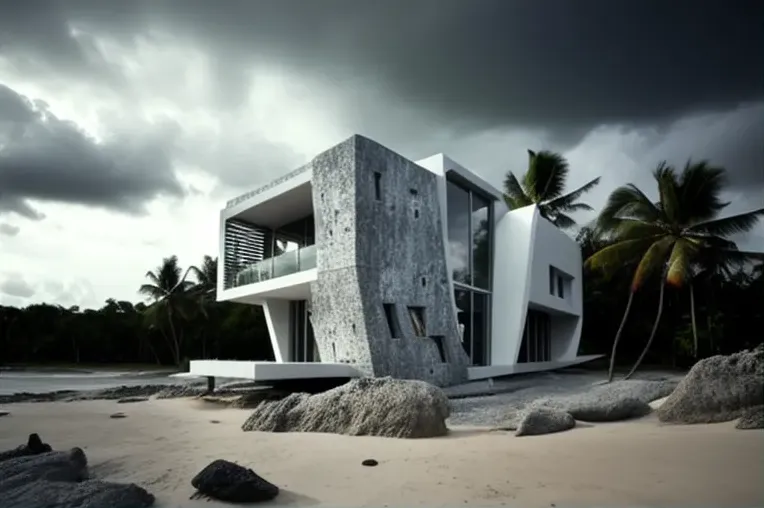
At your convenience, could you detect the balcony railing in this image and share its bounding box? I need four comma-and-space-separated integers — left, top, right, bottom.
234, 244, 317, 287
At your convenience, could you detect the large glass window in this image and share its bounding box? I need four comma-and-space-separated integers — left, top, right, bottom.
447, 177, 494, 366
446, 181, 471, 285
471, 194, 491, 290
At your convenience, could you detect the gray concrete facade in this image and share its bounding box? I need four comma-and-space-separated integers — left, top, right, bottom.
309, 135, 470, 387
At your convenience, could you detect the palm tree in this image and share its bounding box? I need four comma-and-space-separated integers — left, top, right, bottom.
587, 160, 764, 380
503, 150, 601, 229
139, 255, 195, 365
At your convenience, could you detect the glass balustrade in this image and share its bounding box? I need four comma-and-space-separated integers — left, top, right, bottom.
233, 244, 318, 288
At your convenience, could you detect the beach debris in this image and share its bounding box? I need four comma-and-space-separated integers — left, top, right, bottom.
0, 411, 9, 417
117, 396, 150, 404
657, 344, 764, 424
109, 412, 127, 419
0, 446, 155, 507
0, 433, 52, 463
241, 377, 450, 438
361, 459, 379, 467
210, 419, 221, 424
190, 459, 279, 503
515, 408, 576, 437
735, 405, 764, 430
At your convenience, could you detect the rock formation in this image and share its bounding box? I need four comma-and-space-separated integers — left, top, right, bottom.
242, 377, 450, 438
515, 408, 576, 436
0, 435, 155, 508
657, 345, 764, 424
191, 459, 279, 503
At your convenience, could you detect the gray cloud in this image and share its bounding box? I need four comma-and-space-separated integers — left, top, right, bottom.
0, 84, 185, 218
0, 223, 20, 236
0, 274, 35, 299
2, 0, 762, 138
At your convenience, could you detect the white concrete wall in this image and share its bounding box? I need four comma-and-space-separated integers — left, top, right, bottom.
263, 299, 291, 362
490, 206, 537, 365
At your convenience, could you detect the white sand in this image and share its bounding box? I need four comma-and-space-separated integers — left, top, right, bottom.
1, 399, 762, 507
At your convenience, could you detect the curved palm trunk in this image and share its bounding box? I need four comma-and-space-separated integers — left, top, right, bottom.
625, 281, 666, 380
690, 282, 698, 357
608, 291, 635, 382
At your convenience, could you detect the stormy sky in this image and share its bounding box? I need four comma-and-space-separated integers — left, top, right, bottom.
1, 0, 762, 308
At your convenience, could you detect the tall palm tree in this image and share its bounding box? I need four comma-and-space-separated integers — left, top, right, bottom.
503, 149, 601, 229
586, 160, 764, 380
139, 255, 195, 365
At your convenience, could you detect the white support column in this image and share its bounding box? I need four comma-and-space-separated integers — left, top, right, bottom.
263, 299, 292, 363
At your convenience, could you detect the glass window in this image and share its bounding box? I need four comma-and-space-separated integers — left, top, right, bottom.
472, 293, 488, 366
447, 181, 471, 285
454, 289, 472, 358
471, 194, 491, 289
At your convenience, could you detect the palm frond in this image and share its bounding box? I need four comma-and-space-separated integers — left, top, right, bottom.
584, 236, 660, 274
631, 236, 676, 291
503, 171, 533, 209
597, 184, 663, 231
138, 283, 166, 300
653, 162, 680, 224
678, 160, 729, 223
609, 219, 668, 242
543, 177, 601, 213
686, 208, 764, 236
523, 150, 569, 202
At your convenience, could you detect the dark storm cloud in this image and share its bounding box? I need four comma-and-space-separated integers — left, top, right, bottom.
0, 84, 185, 218
2, 0, 762, 137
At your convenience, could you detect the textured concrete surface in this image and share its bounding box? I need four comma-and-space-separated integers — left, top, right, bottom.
241, 377, 450, 438
310, 135, 470, 386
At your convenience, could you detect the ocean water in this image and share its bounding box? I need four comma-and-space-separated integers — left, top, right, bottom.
0, 370, 186, 395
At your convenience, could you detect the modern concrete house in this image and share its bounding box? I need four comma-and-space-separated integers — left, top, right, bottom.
189, 135, 597, 387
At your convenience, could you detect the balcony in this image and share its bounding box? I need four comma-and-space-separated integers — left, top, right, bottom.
234, 244, 317, 287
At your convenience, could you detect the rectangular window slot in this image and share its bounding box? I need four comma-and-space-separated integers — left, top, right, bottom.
383, 303, 402, 338
557, 275, 564, 298
548, 266, 555, 295
374, 172, 382, 200
430, 336, 447, 363
408, 306, 426, 336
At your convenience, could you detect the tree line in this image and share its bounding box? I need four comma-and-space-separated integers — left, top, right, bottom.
1, 151, 762, 374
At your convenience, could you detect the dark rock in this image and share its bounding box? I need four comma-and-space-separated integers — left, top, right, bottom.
0, 433, 52, 463
191, 459, 279, 503
736, 405, 764, 430
117, 397, 149, 404
210, 420, 221, 424
0, 446, 155, 507
230, 389, 289, 409
109, 413, 127, 419
657, 345, 764, 424
361, 459, 378, 467
515, 408, 576, 437
242, 377, 450, 438
0, 411, 10, 417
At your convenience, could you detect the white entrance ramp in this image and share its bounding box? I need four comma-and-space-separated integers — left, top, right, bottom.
189, 360, 364, 382
467, 355, 603, 381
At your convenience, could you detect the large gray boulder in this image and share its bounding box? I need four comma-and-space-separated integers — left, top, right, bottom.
735, 405, 764, 430
191, 459, 279, 502
242, 377, 450, 438
657, 345, 764, 424
515, 408, 576, 436
0, 445, 155, 508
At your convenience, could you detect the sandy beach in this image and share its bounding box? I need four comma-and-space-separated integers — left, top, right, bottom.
1, 397, 761, 507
